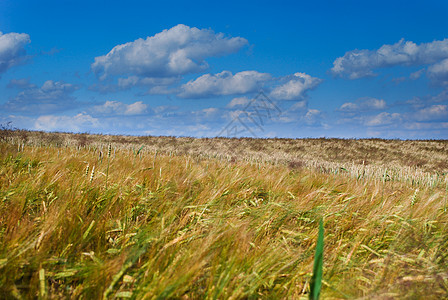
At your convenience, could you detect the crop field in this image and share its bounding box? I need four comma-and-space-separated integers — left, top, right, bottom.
1, 130, 448, 299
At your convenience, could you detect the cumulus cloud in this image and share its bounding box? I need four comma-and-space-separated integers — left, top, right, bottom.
91, 24, 248, 82
179, 71, 270, 98
0, 31, 30, 75
34, 113, 100, 132
338, 97, 386, 112
91, 101, 149, 116
363, 112, 402, 126
3, 80, 80, 114
269, 72, 321, 100
331, 38, 448, 79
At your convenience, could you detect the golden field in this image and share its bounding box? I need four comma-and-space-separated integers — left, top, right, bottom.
0, 130, 447, 299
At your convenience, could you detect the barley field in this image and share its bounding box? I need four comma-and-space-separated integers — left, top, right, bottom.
1, 130, 447, 299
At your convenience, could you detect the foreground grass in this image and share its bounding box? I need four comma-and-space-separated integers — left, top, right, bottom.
0, 141, 447, 299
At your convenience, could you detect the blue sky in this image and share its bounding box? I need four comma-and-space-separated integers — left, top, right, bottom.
1, 0, 448, 138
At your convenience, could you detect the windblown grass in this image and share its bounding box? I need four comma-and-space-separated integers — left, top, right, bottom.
0, 135, 447, 298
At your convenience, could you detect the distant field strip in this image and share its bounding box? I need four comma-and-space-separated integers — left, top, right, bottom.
5, 131, 448, 188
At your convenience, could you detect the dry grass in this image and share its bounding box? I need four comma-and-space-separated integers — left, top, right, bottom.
0, 131, 447, 298
5, 130, 448, 171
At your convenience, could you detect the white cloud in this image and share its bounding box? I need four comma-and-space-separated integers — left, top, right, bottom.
179, 71, 321, 100
34, 113, 100, 132
290, 100, 307, 111
91, 24, 248, 81
89, 76, 179, 93
7, 78, 33, 89
276, 101, 308, 123
153, 105, 179, 114
302, 109, 323, 125
147, 85, 175, 95
0, 31, 30, 75
196, 107, 219, 118
363, 112, 402, 126
427, 58, 448, 86
125, 101, 148, 115
269, 72, 321, 100
410, 69, 425, 80
277, 104, 322, 124
91, 100, 149, 116
226, 109, 246, 121
178, 71, 271, 98
339, 97, 386, 112
406, 90, 448, 109
227, 97, 251, 108
414, 104, 448, 121
3, 80, 80, 114
117, 76, 179, 89
403, 121, 448, 130
331, 38, 448, 79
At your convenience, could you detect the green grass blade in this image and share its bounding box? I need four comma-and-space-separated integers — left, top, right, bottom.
309, 218, 324, 300
136, 145, 144, 156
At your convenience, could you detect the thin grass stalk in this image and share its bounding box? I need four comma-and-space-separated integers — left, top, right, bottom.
309, 218, 324, 300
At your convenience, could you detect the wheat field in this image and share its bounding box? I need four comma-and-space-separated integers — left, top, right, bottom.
0, 130, 447, 299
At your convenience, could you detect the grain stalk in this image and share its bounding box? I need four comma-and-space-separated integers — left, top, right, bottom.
90, 166, 95, 183
105, 144, 111, 189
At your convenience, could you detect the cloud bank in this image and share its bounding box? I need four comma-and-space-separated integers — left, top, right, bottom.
3, 80, 80, 114
331, 38, 448, 80
35, 113, 100, 132
178, 71, 321, 100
